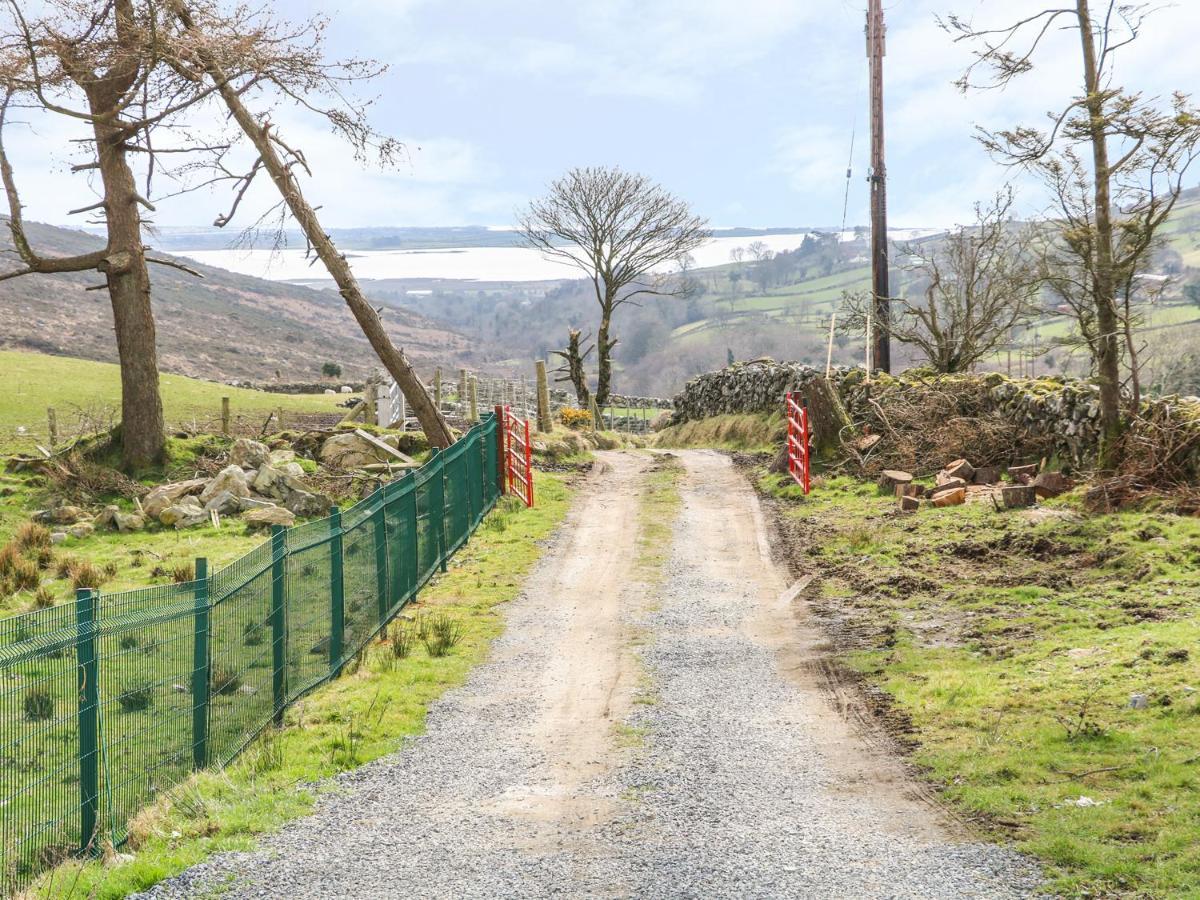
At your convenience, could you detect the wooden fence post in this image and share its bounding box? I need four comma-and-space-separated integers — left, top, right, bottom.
535, 361, 552, 433
459, 368, 468, 412
434, 367, 442, 410
364, 376, 377, 426
47, 407, 58, 447
468, 377, 478, 423
221, 397, 230, 436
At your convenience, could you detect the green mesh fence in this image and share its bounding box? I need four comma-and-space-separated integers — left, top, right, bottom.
0, 415, 500, 891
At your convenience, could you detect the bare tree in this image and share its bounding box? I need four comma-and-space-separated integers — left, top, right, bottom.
518, 167, 709, 406
0, 0, 213, 467
551, 328, 593, 407
943, 1, 1200, 464
842, 190, 1041, 373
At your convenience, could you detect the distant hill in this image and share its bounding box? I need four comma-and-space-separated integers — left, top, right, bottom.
0, 220, 474, 383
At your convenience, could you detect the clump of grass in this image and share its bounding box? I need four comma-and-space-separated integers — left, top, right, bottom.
102, 561, 119, 580
31, 546, 55, 571
10, 557, 40, 592
844, 525, 882, 553
117, 681, 155, 713
421, 613, 463, 658
389, 621, 415, 659
171, 563, 194, 584
55, 555, 81, 580
14, 522, 51, 551
242, 620, 265, 647
119, 633, 140, 651
211, 665, 242, 696
70, 561, 105, 591
0, 544, 19, 578
33, 586, 56, 609
24, 687, 54, 721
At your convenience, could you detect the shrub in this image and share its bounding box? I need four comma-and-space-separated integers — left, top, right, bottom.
14, 522, 51, 551
24, 688, 54, 721
422, 613, 464, 658
117, 681, 154, 712
33, 586, 56, 609
55, 556, 81, 580
32, 546, 55, 570
102, 561, 119, 579
171, 563, 195, 584
211, 665, 242, 696
70, 561, 104, 591
558, 407, 593, 430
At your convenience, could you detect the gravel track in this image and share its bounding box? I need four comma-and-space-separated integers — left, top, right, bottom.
142, 450, 1043, 899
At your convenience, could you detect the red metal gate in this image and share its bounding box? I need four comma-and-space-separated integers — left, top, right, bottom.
785, 391, 811, 495
501, 405, 534, 507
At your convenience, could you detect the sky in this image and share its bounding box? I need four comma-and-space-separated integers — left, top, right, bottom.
7, 0, 1200, 233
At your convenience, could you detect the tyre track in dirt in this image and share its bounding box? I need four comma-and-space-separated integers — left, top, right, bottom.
143, 449, 1042, 899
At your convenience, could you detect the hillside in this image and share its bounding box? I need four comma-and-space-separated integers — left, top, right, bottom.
0, 219, 474, 383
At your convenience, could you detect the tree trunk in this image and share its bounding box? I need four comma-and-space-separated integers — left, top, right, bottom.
92, 113, 165, 468
1077, 0, 1125, 466
176, 4, 453, 448
595, 310, 615, 408
560, 329, 591, 408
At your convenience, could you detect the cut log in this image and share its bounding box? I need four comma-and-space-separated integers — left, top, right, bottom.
944, 459, 975, 481
899, 495, 921, 512
878, 470, 913, 493
932, 476, 968, 493
895, 483, 923, 499
932, 487, 967, 507
1033, 471, 1074, 499
973, 466, 1001, 485
1007, 463, 1039, 484
1001, 484, 1037, 509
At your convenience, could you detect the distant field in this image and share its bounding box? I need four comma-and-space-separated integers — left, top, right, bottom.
0, 350, 345, 454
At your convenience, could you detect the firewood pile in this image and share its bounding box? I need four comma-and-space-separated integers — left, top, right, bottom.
881, 458, 1074, 513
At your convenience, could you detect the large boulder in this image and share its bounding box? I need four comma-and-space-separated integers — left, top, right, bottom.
159, 496, 207, 528
199, 465, 251, 506
229, 438, 270, 469
143, 478, 207, 520
267, 449, 296, 466
319, 432, 398, 469
252, 465, 294, 500
284, 489, 331, 518
203, 490, 244, 516
244, 506, 296, 530
114, 511, 145, 532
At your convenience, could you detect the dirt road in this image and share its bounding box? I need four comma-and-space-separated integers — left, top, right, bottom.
148, 450, 1041, 899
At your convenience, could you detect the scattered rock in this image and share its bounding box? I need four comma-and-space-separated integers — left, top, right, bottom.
114, 511, 145, 533
203, 490, 243, 516
244, 506, 296, 530
284, 489, 331, 518
172, 684, 188, 693
268, 449, 296, 465
229, 438, 271, 469
319, 432, 399, 469
94, 505, 119, 529
68, 523, 94, 539
45, 505, 84, 525
1129, 693, 1149, 709
159, 497, 206, 529
237, 684, 258, 696
237, 496, 278, 512
50, 531, 68, 545
143, 478, 207, 519
199, 465, 251, 506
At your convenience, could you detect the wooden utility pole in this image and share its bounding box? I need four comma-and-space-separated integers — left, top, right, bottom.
866, 0, 891, 373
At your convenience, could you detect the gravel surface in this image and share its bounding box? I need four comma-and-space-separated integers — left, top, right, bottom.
141, 450, 1044, 899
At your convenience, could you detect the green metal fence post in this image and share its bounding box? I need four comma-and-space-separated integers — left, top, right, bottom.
270, 525, 287, 726
74, 587, 99, 856
191, 558, 210, 769
372, 485, 389, 626
329, 506, 345, 676
430, 449, 449, 573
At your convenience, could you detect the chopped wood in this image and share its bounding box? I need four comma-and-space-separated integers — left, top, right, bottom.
353, 428, 417, 465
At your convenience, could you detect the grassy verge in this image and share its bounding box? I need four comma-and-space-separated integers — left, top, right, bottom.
23, 474, 574, 899
1, 350, 345, 456
759, 470, 1200, 897
652, 413, 781, 453
635, 453, 683, 575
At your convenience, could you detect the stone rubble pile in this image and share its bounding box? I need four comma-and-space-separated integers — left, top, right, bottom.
33, 429, 416, 538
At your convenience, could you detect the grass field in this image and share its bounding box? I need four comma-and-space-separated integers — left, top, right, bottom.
0, 350, 345, 455
762, 469, 1200, 897
21, 472, 573, 899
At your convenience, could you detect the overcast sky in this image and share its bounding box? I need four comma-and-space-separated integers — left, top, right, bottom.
8, 0, 1200, 231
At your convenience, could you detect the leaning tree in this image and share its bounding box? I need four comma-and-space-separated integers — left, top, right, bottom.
942, 1, 1200, 463
519, 166, 709, 407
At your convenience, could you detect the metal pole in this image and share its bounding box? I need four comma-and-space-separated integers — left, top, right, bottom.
270, 525, 287, 725
75, 587, 99, 855
191, 558, 210, 769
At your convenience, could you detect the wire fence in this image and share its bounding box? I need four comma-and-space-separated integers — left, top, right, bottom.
0, 414, 501, 892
